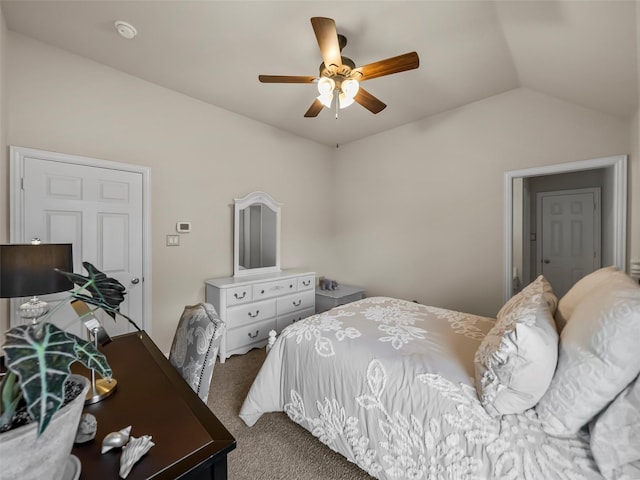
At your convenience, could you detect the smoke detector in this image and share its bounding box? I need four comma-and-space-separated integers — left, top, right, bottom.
114, 20, 137, 40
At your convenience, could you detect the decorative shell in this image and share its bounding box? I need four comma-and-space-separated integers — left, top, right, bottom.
101, 425, 132, 453
119, 435, 154, 478
75, 413, 98, 444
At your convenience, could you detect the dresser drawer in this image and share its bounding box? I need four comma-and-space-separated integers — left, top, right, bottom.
277, 290, 315, 316
277, 307, 315, 332
226, 299, 276, 328
253, 278, 297, 300
225, 285, 252, 306
297, 275, 315, 291
227, 318, 277, 350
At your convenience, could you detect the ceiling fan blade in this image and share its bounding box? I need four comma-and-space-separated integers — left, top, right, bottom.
354, 88, 386, 114
311, 17, 342, 72
304, 98, 324, 118
259, 75, 316, 84
356, 52, 419, 81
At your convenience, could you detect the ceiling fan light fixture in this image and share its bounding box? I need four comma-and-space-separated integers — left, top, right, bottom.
341, 78, 359, 99
338, 93, 355, 109
317, 77, 335, 96
318, 92, 333, 108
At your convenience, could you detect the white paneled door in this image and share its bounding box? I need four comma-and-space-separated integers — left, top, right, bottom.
11, 147, 148, 338
537, 188, 601, 298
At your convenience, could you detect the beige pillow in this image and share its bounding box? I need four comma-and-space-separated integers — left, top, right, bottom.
475, 277, 559, 416
536, 273, 640, 435
554, 266, 623, 332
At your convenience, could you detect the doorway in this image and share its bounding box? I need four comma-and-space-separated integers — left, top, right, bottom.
504, 155, 627, 302
9, 146, 151, 336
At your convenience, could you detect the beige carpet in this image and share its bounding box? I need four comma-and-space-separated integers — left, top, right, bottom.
207, 348, 374, 480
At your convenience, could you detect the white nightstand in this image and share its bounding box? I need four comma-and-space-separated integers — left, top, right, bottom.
315, 284, 365, 313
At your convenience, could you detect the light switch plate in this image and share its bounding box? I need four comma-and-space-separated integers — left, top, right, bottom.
166, 235, 180, 246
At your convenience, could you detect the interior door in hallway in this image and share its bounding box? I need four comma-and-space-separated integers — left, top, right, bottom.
14, 153, 145, 337
537, 188, 600, 298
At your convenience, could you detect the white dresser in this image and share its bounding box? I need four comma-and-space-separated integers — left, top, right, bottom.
205, 270, 316, 362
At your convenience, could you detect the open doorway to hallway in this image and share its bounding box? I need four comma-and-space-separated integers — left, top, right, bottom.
505, 155, 627, 302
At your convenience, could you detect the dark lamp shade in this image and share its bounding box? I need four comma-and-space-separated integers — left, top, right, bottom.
0, 243, 74, 298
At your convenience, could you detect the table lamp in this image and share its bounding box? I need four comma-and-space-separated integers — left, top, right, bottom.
0, 241, 74, 323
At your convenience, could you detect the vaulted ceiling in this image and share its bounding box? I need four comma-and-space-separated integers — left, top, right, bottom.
1, 1, 637, 147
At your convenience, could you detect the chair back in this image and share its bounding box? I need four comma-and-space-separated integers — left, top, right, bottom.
168, 303, 225, 402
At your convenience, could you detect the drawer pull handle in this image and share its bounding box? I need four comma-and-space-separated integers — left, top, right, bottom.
302, 280, 311, 286
248, 310, 260, 318
293, 300, 302, 307
247, 330, 259, 339
289, 284, 294, 288
262, 286, 284, 294
234, 291, 246, 299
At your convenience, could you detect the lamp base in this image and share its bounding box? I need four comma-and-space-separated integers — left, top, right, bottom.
85, 377, 117, 405
18, 296, 49, 322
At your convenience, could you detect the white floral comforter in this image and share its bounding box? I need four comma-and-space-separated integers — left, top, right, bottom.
239, 297, 603, 480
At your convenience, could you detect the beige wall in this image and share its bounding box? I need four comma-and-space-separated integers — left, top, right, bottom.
329, 88, 632, 317
2, 23, 638, 350
4, 33, 334, 352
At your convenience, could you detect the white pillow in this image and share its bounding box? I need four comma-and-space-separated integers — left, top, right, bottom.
554, 266, 622, 332
589, 375, 640, 480
536, 274, 640, 435
475, 277, 559, 416
498, 275, 558, 319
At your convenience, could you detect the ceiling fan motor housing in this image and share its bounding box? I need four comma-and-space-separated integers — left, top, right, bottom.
319, 56, 361, 83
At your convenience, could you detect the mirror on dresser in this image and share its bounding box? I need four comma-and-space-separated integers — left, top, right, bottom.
206, 191, 315, 362
233, 191, 281, 277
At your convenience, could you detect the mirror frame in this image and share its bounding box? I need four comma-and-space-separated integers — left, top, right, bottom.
504, 155, 627, 302
233, 191, 282, 277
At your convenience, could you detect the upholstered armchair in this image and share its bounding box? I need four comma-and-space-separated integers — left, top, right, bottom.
168, 303, 225, 402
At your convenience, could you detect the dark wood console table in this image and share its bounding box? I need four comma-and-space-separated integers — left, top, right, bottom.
72, 331, 236, 479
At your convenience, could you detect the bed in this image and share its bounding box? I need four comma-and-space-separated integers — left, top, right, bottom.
240, 268, 640, 480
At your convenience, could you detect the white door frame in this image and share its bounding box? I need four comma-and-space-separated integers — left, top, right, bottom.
504, 155, 627, 302
9, 146, 152, 334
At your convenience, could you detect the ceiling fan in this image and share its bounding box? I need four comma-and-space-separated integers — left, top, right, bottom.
258, 17, 420, 117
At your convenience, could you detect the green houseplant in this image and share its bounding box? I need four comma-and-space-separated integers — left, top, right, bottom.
0, 262, 139, 479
